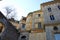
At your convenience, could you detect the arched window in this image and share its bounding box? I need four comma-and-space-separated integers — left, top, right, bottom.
58, 5, 60, 10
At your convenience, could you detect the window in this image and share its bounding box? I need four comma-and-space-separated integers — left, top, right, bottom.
38, 14, 40, 17
58, 5, 60, 10
22, 24, 25, 29
38, 22, 41, 29
50, 15, 55, 20
48, 7, 51, 12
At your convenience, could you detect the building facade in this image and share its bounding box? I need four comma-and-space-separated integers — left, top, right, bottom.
19, 10, 46, 40
26, 12, 33, 31
41, 0, 60, 40
19, 0, 60, 40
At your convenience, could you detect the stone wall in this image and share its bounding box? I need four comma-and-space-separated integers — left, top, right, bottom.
29, 32, 46, 40
45, 25, 60, 40
42, 3, 60, 24
18, 32, 29, 40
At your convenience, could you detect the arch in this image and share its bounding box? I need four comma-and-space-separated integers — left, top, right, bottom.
21, 36, 26, 39
53, 26, 58, 31
21, 35, 26, 40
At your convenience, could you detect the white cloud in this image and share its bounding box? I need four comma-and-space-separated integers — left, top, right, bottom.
0, 0, 26, 21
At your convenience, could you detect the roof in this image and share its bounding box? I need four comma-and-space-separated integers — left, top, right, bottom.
28, 12, 33, 16
0, 11, 7, 20
27, 10, 42, 16
41, 0, 60, 7
33, 10, 42, 13
8, 18, 19, 23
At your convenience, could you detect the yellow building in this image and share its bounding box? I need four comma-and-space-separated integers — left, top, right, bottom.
25, 10, 44, 33
31, 10, 44, 33
26, 12, 33, 31
18, 10, 46, 40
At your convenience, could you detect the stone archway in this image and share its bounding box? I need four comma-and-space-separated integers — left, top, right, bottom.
21, 36, 26, 40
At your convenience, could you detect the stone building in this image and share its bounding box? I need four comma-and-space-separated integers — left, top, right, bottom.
0, 0, 59, 40
0, 18, 19, 36
41, 0, 60, 40
19, 17, 29, 40
26, 12, 33, 31
0, 12, 19, 40
28, 10, 46, 40
19, 0, 60, 40
19, 10, 46, 40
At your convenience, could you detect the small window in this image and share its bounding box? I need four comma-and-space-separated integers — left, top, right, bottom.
22, 24, 25, 29
48, 7, 51, 12
58, 5, 60, 10
38, 22, 41, 29
50, 15, 55, 20
38, 14, 40, 17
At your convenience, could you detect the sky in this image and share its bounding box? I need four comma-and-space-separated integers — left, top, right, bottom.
0, 0, 52, 21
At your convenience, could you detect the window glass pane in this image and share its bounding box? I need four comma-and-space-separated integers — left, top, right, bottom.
38, 22, 41, 29
55, 34, 60, 40
50, 15, 55, 20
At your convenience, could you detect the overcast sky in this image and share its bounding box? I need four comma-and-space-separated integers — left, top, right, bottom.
0, 0, 52, 21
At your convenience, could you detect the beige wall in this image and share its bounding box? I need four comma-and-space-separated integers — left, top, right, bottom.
26, 14, 33, 30
32, 10, 44, 29
29, 32, 46, 40
19, 19, 26, 31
